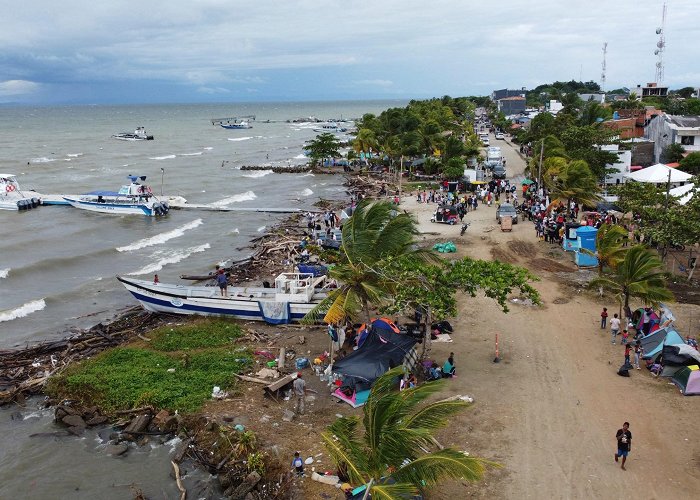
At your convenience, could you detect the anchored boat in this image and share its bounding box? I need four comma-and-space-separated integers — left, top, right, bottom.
112, 127, 154, 141
117, 272, 329, 324
63, 175, 170, 216
0, 174, 41, 211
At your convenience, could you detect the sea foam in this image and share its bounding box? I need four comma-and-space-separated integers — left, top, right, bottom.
66, 153, 83, 158
300, 188, 314, 197
0, 268, 9, 279
227, 137, 252, 142
149, 154, 177, 160
127, 243, 210, 276
180, 152, 203, 156
211, 191, 257, 207
116, 219, 203, 252
0, 299, 46, 323
30, 157, 56, 163
242, 170, 272, 178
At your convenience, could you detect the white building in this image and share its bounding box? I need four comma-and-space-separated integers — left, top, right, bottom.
601, 144, 632, 186
644, 114, 700, 162
546, 100, 564, 115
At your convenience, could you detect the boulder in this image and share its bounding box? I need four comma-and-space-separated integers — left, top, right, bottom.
123, 414, 152, 437
62, 414, 87, 428
86, 415, 109, 426
66, 426, 85, 437
229, 471, 261, 500
153, 409, 171, 429
282, 410, 295, 422
105, 443, 129, 456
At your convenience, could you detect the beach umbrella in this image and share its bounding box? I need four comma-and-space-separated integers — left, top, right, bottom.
521, 179, 535, 185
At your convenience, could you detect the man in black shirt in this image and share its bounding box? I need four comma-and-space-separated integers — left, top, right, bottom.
615, 422, 632, 470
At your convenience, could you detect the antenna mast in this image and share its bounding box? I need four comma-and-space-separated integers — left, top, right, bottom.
654, 2, 667, 83
601, 42, 607, 92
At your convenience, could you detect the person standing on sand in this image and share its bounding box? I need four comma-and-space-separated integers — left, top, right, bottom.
216, 268, 228, 297
293, 372, 306, 415
601, 307, 609, 329
609, 313, 621, 344
615, 422, 632, 470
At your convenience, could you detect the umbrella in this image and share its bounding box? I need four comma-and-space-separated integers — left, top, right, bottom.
521, 179, 535, 185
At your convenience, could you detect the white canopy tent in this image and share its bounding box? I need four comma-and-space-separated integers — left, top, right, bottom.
624, 163, 693, 184
669, 183, 697, 205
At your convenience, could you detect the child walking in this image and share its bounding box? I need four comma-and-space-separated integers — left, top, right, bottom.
600, 307, 608, 329
633, 341, 643, 370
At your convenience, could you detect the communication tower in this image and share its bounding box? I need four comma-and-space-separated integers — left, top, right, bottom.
654, 3, 667, 83
601, 42, 607, 92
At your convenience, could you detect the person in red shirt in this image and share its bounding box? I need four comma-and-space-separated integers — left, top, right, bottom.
601, 307, 608, 329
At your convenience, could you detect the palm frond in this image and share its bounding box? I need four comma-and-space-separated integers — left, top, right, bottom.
392, 448, 494, 487
402, 399, 471, 431
321, 429, 368, 486
370, 481, 420, 500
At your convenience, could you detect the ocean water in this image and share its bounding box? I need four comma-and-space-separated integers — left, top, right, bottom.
0, 100, 403, 499
0, 100, 404, 347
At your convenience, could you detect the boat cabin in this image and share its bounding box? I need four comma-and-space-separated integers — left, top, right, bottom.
274, 272, 324, 302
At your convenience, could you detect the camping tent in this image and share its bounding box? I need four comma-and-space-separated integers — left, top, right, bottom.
355, 317, 400, 348
624, 163, 693, 184
631, 308, 661, 333
640, 327, 685, 360
669, 183, 697, 206
659, 344, 700, 377
332, 327, 418, 407
671, 365, 700, 395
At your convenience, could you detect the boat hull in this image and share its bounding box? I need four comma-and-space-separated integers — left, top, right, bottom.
63, 197, 159, 216
117, 276, 322, 324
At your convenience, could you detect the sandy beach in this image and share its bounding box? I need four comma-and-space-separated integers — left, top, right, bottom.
401, 137, 700, 499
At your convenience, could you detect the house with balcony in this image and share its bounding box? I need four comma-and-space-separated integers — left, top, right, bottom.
645, 114, 700, 162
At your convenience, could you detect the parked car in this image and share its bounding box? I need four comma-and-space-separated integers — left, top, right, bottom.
492, 164, 507, 179
495, 132, 505, 140
496, 203, 518, 224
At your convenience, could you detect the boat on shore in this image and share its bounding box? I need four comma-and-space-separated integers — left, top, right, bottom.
117, 272, 329, 324
112, 127, 154, 141
0, 174, 41, 211
63, 175, 170, 216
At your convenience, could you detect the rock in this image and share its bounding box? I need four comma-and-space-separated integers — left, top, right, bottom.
153, 409, 171, 427
298, 335, 306, 344
86, 415, 109, 426
62, 415, 87, 428
173, 438, 191, 463
259, 415, 271, 423
162, 415, 179, 432
66, 426, 85, 437
10, 411, 23, 421
105, 443, 129, 456
282, 410, 295, 422
229, 471, 261, 500
123, 414, 152, 437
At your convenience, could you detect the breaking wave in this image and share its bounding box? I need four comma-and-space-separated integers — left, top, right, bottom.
149, 154, 177, 160
30, 157, 56, 163
116, 219, 203, 252
127, 243, 210, 276
242, 170, 272, 178
0, 299, 46, 323
227, 137, 252, 142
180, 152, 203, 156
300, 188, 314, 197
0, 268, 9, 279
211, 191, 257, 207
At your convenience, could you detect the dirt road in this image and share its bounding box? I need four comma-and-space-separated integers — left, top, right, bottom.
405, 134, 700, 499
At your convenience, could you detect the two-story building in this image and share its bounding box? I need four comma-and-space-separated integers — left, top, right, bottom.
496, 96, 526, 115
491, 88, 526, 101
645, 113, 700, 162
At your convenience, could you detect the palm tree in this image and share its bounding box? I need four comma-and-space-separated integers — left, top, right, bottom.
306, 200, 431, 325
590, 245, 674, 318
354, 128, 378, 167
589, 224, 629, 276
322, 366, 491, 499
544, 159, 601, 211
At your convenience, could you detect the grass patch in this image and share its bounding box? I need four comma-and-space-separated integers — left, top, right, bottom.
47, 319, 251, 414
149, 318, 243, 351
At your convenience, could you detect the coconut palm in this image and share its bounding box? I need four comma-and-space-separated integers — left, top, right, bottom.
588, 224, 629, 276
305, 200, 431, 325
354, 128, 379, 166
544, 159, 601, 211
322, 366, 492, 499
590, 245, 674, 318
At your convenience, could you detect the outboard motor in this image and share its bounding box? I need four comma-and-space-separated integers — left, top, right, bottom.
31, 197, 40, 208
161, 201, 169, 214
17, 200, 27, 210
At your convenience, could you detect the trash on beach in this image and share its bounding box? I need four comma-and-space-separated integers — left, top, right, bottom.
211, 386, 229, 399
432, 241, 457, 253
304, 457, 314, 465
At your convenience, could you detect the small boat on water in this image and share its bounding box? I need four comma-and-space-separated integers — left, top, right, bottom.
117, 272, 330, 324
220, 120, 253, 130
63, 175, 170, 216
0, 174, 41, 211
313, 122, 348, 133
112, 127, 154, 141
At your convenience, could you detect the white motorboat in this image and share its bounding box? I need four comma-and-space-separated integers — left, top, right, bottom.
63, 175, 170, 216
0, 174, 41, 211
112, 127, 154, 141
220, 120, 252, 129
117, 272, 329, 324
313, 122, 348, 133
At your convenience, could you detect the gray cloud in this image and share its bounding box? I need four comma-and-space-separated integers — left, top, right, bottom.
1, 0, 697, 103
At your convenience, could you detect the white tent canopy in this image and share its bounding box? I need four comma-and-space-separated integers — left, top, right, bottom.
669, 183, 696, 205
624, 163, 693, 183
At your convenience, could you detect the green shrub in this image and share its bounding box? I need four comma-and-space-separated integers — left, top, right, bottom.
149, 319, 243, 351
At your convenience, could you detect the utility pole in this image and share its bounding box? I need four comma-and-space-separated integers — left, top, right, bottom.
537, 140, 544, 188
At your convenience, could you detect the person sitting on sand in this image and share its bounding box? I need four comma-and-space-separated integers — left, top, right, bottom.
442, 352, 456, 378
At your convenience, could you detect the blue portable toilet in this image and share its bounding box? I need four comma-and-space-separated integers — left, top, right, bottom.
562, 222, 581, 252
574, 225, 598, 267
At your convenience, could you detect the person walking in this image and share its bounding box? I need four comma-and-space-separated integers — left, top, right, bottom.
615, 422, 632, 470
601, 307, 609, 329
293, 372, 306, 415
609, 313, 621, 344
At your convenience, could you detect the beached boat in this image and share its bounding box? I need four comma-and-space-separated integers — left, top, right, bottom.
63, 175, 170, 216
112, 127, 154, 141
117, 272, 329, 324
0, 174, 41, 211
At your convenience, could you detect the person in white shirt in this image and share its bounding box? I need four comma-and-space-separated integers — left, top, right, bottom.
610, 313, 622, 344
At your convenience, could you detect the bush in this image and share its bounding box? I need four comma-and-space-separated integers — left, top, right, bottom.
149, 318, 243, 351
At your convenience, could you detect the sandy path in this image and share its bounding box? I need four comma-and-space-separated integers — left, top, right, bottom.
402, 134, 700, 499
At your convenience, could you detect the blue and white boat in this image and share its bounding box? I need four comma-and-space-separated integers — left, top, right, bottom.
117, 272, 329, 324
313, 122, 348, 133
220, 120, 252, 129
63, 175, 170, 216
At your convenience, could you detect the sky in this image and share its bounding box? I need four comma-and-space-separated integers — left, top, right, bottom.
1, 0, 698, 105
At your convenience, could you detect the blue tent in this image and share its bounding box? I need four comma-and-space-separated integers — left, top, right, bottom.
641, 327, 684, 360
